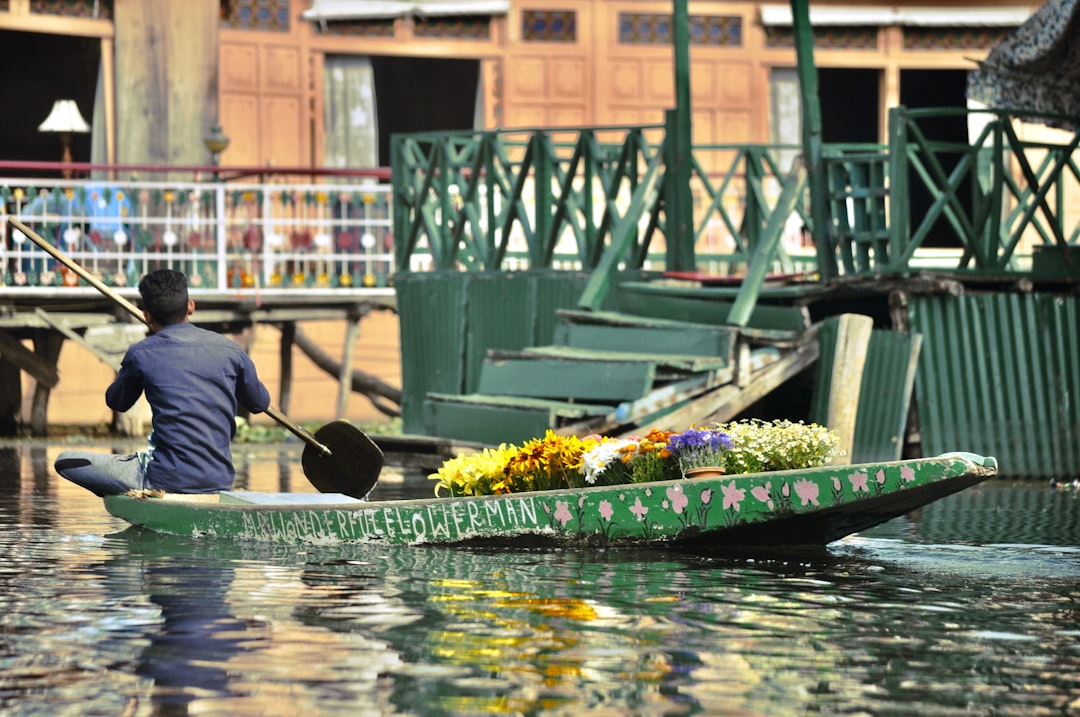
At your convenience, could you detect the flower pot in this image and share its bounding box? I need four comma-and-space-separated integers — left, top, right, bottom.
684, 466, 726, 479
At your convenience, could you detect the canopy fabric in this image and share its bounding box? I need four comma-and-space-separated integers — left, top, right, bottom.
967, 0, 1080, 130
301, 0, 511, 22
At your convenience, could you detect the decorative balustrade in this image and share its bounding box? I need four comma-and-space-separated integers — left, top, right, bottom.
0, 177, 395, 292
390, 125, 814, 276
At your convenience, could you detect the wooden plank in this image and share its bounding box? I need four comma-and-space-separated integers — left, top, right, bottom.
478, 356, 656, 401
617, 281, 812, 333
557, 341, 816, 436
425, 401, 554, 445
0, 329, 59, 388
610, 368, 732, 425
822, 315, 874, 465
519, 345, 728, 373
425, 392, 612, 417
0, 312, 116, 330
556, 308, 735, 331
610, 343, 819, 434
424, 394, 611, 445
557, 347, 785, 437
33, 308, 140, 372
555, 322, 734, 359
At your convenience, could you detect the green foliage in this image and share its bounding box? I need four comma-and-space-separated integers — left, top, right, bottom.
234, 417, 400, 444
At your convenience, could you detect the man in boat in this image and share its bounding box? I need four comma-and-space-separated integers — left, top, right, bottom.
55, 269, 271, 496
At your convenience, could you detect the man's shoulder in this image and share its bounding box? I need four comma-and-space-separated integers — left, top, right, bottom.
134, 323, 245, 355
172, 323, 238, 344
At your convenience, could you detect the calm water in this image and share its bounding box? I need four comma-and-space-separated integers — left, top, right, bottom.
1, 443, 1078, 716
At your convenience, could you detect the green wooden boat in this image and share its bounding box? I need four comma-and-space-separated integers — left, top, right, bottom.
103, 452, 997, 549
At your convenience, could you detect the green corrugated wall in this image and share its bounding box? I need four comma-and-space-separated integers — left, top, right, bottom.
396, 273, 469, 435
396, 271, 601, 435
910, 292, 1080, 479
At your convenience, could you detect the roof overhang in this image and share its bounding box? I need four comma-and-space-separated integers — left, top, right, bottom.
759, 5, 1033, 27
301, 0, 511, 22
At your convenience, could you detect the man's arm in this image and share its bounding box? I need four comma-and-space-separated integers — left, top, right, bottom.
105, 354, 144, 412
236, 354, 271, 414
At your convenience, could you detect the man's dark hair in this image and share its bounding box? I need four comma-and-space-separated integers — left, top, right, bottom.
138, 269, 189, 325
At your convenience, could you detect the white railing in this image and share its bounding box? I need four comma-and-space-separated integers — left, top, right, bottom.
0, 177, 396, 293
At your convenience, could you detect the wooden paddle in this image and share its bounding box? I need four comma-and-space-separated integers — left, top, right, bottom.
9, 217, 384, 498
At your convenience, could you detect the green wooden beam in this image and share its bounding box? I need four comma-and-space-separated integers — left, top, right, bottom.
726, 163, 808, 327
791, 0, 836, 280
668, 0, 695, 271
478, 355, 656, 401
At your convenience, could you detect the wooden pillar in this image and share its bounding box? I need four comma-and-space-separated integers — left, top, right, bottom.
667, 0, 694, 271
0, 359, 19, 437
791, 0, 836, 280
30, 330, 64, 437
113, 0, 219, 171
337, 314, 362, 420
279, 321, 296, 414
823, 314, 874, 465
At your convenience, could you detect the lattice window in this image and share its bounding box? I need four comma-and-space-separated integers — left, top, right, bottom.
318, 19, 395, 37
415, 15, 491, 39
904, 27, 1009, 51
522, 9, 576, 42
30, 0, 112, 19
764, 25, 878, 50
619, 13, 742, 47
220, 0, 290, 32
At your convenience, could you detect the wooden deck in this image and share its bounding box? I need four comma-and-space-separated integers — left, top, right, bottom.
0, 287, 397, 436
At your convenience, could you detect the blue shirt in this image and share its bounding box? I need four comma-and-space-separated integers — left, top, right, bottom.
107, 322, 271, 493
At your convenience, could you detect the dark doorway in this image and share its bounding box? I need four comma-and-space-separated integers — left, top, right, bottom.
900, 69, 972, 247
0, 30, 99, 177
370, 56, 480, 164
818, 68, 880, 143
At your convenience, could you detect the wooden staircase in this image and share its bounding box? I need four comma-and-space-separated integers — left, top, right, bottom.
424, 305, 820, 445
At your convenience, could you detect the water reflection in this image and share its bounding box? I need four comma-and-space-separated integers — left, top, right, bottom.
123, 535, 254, 714
0, 445, 1078, 715
297, 543, 1080, 715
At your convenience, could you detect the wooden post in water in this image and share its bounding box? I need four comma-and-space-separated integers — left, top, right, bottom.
30, 329, 63, 437
337, 314, 362, 419
279, 321, 296, 415
824, 314, 874, 465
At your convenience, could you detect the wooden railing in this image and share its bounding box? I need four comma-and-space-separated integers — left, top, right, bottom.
392, 111, 1080, 283
6, 107, 1076, 294
390, 125, 814, 276
813, 109, 1080, 280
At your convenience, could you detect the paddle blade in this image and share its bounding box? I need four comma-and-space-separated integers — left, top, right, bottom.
301, 420, 384, 499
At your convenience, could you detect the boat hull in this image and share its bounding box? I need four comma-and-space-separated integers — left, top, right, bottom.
104, 453, 997, 548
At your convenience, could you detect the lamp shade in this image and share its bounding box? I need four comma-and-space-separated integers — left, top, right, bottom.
38, 100, 91, 133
